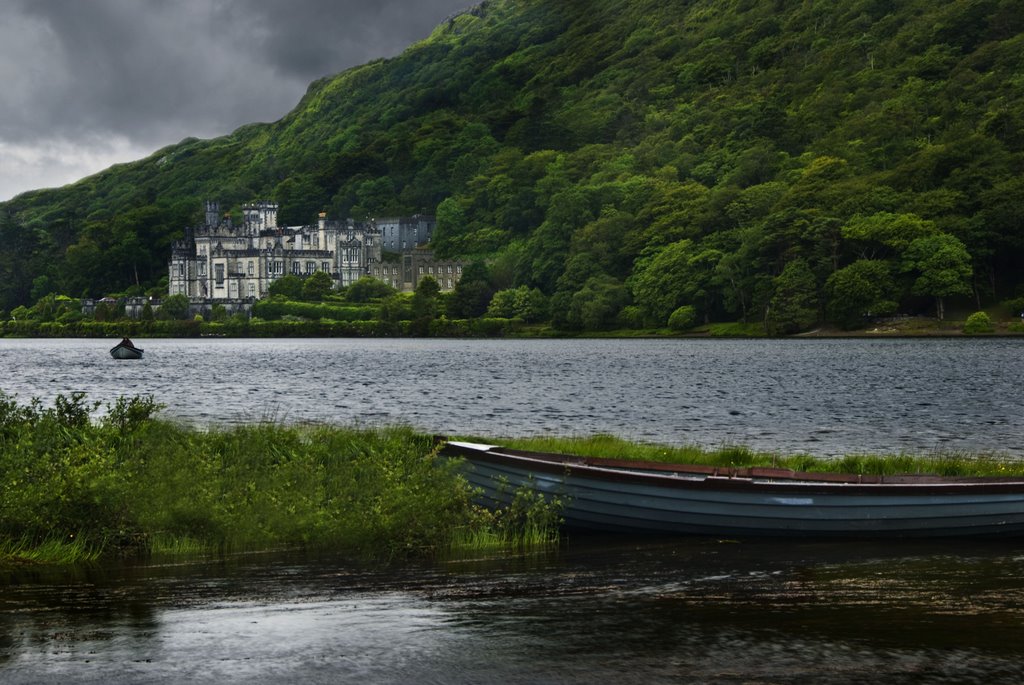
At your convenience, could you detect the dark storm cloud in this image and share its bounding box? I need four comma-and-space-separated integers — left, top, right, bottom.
5, 0, 470, 142
215, 0, 472, 78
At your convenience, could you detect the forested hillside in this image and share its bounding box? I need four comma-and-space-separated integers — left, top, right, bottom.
2, 0, 1022, 331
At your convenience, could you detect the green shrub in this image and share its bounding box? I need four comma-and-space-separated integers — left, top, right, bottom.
616, 305, 646, 329
1001, 297, 1024, 318
963, 311, 994, 335
668, 305, 697, 331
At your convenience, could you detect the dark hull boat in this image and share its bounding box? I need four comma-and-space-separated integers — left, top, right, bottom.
110, 340, 144, 359
442, 441, 1024, 538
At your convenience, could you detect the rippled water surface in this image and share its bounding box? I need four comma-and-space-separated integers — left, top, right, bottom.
4, 538, 1024, 684
0, 337, 1020, 456
3, 337, 1024, 682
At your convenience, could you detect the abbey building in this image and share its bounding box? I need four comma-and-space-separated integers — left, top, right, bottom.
168, 201, 462, 306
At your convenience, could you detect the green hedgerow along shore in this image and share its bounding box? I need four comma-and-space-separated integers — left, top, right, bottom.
0, 393, 559, 565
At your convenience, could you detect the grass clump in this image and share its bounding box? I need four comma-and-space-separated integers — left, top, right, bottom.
0, 535, 101, 565
448, 478, 562, 556
500, 434, 1024, 478
0, 392, 487, 564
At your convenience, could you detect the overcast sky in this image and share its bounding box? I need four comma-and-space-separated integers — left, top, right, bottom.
0, 0, 472, 202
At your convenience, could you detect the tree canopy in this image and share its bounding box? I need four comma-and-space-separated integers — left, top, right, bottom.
1, 0, 1023, 331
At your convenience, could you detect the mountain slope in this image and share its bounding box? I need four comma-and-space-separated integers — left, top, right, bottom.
2, 0, 1022, 328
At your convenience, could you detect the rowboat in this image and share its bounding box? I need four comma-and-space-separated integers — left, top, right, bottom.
442, 441, 1024, 538
110, 338, 144, 360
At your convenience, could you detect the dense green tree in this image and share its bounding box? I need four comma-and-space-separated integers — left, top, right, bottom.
841, 212, 938, 258
766, 258, 819, 335
629, 240, 722, 325
485, 288, 518, 318
302, 271, 334, 301
565, 275, 629, 331
432, 197, 467, 259
345, 276, 396, 302
158, 294, 190, 320
902, 233, 973, 320
410, 276, 441, 335
825, 260, 898, 329
447, 261, 494, 318
0, 214, 36, 311
268, 275, 304, 299
487, 285, 549, 322
378, 294, 411, 326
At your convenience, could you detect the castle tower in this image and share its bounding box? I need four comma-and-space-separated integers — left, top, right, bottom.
205, 200, 220, 228
242, 201, 279, 235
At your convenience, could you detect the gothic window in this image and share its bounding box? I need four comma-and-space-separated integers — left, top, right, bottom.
248, 283, 255, 297
178, 263, 184, 277
215, 263, 225, 285
322, 261, 330, 272
248, 261, 254, 276
292, 262, 300, 275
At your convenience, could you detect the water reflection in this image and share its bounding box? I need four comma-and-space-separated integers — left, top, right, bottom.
3, 538, 1024, 683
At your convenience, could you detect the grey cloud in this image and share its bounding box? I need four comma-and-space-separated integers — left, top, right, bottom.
214, 0, 474, 77
3, 0, 470, 144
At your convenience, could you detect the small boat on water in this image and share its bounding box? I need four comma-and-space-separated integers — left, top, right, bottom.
442, 441, 1024, 538
110, 337, 144, 360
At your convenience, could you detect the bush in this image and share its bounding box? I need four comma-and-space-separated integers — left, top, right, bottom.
668, 305, 697, 331
616, 305, 646, 329
1001, 297, 1024, 319
345, 276, 396, 303
963, 311, 994, 335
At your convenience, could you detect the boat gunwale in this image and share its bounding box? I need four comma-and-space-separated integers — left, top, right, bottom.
442, 442, 1024, 496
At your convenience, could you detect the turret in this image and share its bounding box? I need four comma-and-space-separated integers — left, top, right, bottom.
318, 212, 327, 251
205, 200, 220, 228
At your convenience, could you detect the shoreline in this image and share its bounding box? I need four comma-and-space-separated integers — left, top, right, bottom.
3, 317, 1023, 340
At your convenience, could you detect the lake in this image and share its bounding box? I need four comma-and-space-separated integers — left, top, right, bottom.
0, 337, 1020, 456
4, 537, 1024, 684
3, 336, 1024, 683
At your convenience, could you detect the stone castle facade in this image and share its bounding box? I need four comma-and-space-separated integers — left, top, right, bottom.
168, 201, 462, 307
